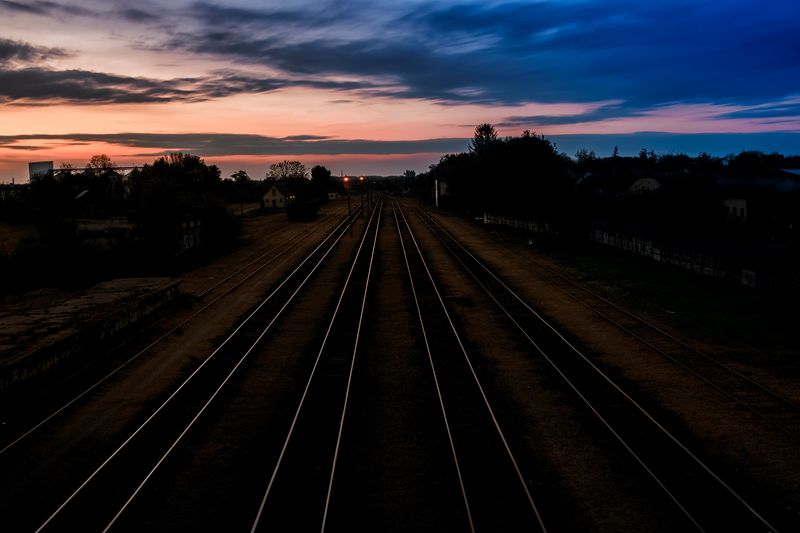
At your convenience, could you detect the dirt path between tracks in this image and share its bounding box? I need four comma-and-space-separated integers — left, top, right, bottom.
406, 198, 800, 530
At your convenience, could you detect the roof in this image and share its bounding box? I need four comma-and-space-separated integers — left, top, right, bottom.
719, 176, 800, 194
266, 183, 295, 197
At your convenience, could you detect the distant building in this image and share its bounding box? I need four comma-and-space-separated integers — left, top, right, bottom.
0, 181, 27, 201
28, 161, 53, 182
719, 173, 800, 240
262, 183, 294, 209
723, 198, 748, 222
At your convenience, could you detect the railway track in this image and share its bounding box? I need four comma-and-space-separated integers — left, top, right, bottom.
0, 206, 365, 531
194, 205, 347, 299
392, 201, 546, 532
250, 199, 383, 532
444, 212, 800, 443
0, 206, 349, 455
1, 198, 793, 530
415, 206, 781, 532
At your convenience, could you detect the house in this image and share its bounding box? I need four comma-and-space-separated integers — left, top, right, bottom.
723, 198, 748, 222
718, 172, 800, 240
262, 183, 294, 209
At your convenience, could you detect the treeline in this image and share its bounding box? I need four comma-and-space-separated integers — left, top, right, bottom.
127, 153, 239, 256
418, 125, 577, 225
1, 153, 241, 292
415, 124, 800, 242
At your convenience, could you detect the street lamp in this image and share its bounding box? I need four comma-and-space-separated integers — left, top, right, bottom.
343, 175, 351, 216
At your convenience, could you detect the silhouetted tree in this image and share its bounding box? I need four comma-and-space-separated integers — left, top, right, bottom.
310, 165, 332, 189
575, 148, 597, 175
469, 123, 498, 155
85, 154, 115, 176
231, 169, 250, 183
128, 152, 232, 256
231, 170, 251, 216
267, 160, 308, 181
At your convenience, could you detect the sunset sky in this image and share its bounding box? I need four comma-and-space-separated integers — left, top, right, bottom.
1, 0, 798, 181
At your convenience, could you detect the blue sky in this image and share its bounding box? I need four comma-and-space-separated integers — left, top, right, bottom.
0, 0, 798, 178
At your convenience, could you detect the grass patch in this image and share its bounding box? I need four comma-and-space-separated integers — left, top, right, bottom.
513, 231, 798, 364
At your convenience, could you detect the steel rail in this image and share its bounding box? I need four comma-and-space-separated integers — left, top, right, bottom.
417, 208, 777, 532
423, 213, 800, 442
417, 210, 702, 530
196, 207, 344, 298
320, 202, 383, 532
35, 210, 361, 532
431, 211, 800, 415
251, 201, 381, 533
101, 206, 364, 532
0, 210, 351, 456
523, 251, 800, 411
398, 203, 547, 532
532, 263, 800, 442
390, 201, 476, 532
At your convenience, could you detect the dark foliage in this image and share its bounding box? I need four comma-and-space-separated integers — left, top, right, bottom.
424, 127, 577, 227
127, 152, 237, 257
310, 164, 333, 190
418, 126, 799, 246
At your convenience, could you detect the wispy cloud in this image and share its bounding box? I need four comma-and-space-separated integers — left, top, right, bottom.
0, 132, 470, 156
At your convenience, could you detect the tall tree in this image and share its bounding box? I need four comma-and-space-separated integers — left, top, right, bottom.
231, 170, 250, 183
267, 160, 308, 181
85, 154, 116, 176
310, 165, 332, 188
469, 123, 498, 155
231, 170, 251, 216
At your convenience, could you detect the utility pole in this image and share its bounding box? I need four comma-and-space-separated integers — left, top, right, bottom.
344, 175, 351, 216
359, 176, 365, 215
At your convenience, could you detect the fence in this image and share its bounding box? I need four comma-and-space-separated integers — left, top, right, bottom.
483, 212, 767, 288
482, 213, 556, 235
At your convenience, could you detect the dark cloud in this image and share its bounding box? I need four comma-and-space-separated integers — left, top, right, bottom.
0, 65, 377, 105
0, 38, 69, 65
3, 131, 799, 162
406, 1, 800, 106
0, 144, 47, 151
155, 0, 800, 109
0, 1, 163, 22
166, 31, 505, 103
0, 133, 470, 156
498, 104, 639, 128
189, 2, 339, 27
118, 8, 157, 22
0, 0, 92, 16
0, 68, 195, 104
3, 0, 798, 115
0, 0, 43, 14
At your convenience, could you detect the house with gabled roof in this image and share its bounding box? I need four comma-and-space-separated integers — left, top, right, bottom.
262, 183, 295, 210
